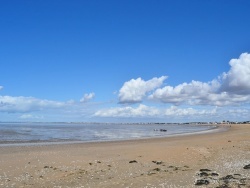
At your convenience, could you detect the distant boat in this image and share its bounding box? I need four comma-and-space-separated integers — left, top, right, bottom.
154, 129, 167, 132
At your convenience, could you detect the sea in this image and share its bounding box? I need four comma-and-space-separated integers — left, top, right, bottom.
0, 122, 216, 146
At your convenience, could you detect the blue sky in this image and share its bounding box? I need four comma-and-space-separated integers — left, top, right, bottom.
1, 0, 250, 122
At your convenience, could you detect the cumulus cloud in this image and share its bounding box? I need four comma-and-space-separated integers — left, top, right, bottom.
147, 53, 250, 106
149, 80, 220, 105
94, 104, 218, 118
220, 53, 250, 94
0, 95, 65, 113
0, 86, 3, 90
118, 76, 167, 104
80, 92, 95, 102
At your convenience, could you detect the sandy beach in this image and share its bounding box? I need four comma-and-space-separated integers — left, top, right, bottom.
0, 124, 250, 188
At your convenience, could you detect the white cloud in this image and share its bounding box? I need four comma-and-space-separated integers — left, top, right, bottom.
163, 106, 217, 116
1, 53, 250, 122
94, 104, 217, 118
148, 53, 250, 106
149, 80, 220, 105
94, 104, 159, 118
19, 114, 44, 119
0, 93, 99, 121
220, 53, 250, 94
118, 76, 167, 104
80, 92, 95, 102
0, 95, 65, 113
19, 114, 33, 119
94, 104, 250, 121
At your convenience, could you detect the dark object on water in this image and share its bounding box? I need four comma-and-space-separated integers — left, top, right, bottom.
154, 129, 167, 132
160, 129, 167, 132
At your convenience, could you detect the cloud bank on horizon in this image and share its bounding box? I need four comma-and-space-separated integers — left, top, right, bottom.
1, 53, 250, 122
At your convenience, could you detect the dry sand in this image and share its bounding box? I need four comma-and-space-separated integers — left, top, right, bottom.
0, 124, 250, 188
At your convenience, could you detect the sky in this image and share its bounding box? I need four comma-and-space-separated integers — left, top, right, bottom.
1, 0, 250, 122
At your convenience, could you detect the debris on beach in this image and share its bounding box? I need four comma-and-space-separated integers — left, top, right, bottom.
129, 160, 138, 163
194, 168, 250, 187
152, 168, 161, 172
200, 168, 212, 172
152, 161, 163, 165
243, 164, 250, 169
195, 179, 210, 185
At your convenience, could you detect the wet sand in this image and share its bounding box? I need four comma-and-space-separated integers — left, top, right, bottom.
0, 124, 250, 187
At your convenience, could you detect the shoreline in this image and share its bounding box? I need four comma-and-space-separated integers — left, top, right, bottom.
0, 124, 249, 187
0, 124, 220, 147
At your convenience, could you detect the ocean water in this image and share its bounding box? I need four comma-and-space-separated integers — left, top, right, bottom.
0, 122, 215, 145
